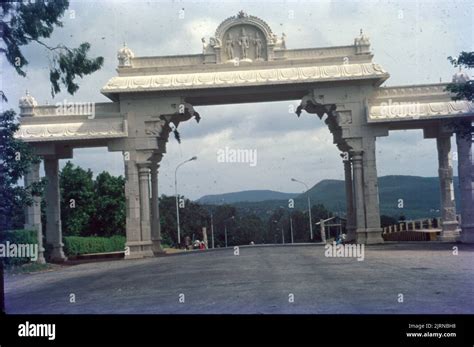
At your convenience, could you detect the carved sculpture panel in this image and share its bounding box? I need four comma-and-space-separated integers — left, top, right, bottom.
222, 25, 267, 62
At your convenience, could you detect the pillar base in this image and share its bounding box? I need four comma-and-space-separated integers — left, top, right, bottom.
357, 228, 384, 244
36, 253, 46, 265
460, 225, 474, 243
152, 240, 165, 255
437, 221, 461, 241
125, 250, 154, 260
125, 241, 154, 259
345, 227, 357, 242
49, 247, 67, 263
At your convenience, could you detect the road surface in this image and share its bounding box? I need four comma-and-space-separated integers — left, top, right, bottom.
4, 243, 474, 314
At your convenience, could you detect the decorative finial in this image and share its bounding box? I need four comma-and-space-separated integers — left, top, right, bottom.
237, 10, 248, 19
452, 66, 470, 84
117, 43, 134, 67
19, 90, 38, 116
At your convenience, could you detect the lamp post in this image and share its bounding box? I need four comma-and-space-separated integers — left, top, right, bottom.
224, 216, 234, 247
291, 178, 313, 240
290, 214, 294, 244
175, 156, 197, 247
210, 211, 215, 249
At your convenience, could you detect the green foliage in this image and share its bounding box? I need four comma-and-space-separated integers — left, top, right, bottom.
60, 162, 95, 236
0, 110, 42, 231
380, 215, 398, 227
1, 0, 103, 99
89, 172, 125, 237
446, 51, 474, 101
0, 229, 37, 266
49, 42, 104, 96
63, 235, 126, 256
158, 195, 211, 247
58, 163, 125, 237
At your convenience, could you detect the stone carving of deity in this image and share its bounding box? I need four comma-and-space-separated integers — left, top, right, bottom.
239, 28, 250, 59
225, 33, 235, 60
254, 32, 263, 60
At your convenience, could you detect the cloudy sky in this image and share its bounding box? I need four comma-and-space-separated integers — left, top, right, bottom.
3, 0, 473, 200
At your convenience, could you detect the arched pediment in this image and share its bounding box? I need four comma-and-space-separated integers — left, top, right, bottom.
213, 11, 279, 63
215, 11, 275, 45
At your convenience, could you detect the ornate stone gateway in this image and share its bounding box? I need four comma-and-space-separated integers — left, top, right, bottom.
16, 12, 474, 261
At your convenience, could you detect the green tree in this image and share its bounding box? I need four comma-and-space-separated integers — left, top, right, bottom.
0, 0, 103, 100
213, 205, 237, 247
158, 195, 178, 246
89, 172, 125, 237
380, 215, 398, 228
446, 52, 474, 101
0, 110, 41, 231
59, 161, 94, 236
445, 51, 474, 141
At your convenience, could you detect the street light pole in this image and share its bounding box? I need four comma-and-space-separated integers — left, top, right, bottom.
224, 216, 234, 248
291, 178, 313, 240
290, 215, 294, 244
224, 224, 227, 248
210, 211, 215, 249
175, 156, 197, 247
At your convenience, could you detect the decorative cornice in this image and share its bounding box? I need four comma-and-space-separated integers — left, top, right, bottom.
372, 83, 450, 100
102, 63, 389, 94
368, 100, 474, 122
14, 119, 127, 142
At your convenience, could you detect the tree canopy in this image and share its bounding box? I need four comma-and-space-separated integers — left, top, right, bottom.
1, 0, 103, 100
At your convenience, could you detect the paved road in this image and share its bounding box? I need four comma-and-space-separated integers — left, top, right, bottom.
4, 243, 474, 314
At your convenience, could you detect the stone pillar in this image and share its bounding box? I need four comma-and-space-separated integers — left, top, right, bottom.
24, 162, 45, 264
44, 157, 66, 262
150, 159, 163, 254
343, 157, 356, 242
351, 151, 367, 243
361, 137, 384, 244
138, 163, 154, 256
436, 134, 460, 241
124, 154, 153, 259
456, 128, 474, 243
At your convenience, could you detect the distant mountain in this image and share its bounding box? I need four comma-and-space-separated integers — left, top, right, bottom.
197, 176, 460, 220
197, 190, 297, 204
296, 175, 460, 219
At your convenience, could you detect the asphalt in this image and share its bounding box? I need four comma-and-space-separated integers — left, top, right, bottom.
4, 243, 474, 314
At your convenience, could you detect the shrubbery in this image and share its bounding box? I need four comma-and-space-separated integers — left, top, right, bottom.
0, 229, 37, 266
63, 235, 126, 256
1, 230, 126, 267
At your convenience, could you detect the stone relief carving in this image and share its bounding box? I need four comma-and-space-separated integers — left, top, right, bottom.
369, 100, 474, 121
102, 63, 388, 92
225, 33, 235, 60
238, 28, 250, 60
200, 11, 286, 63
15, 119, 127, 141
254, 32, 263, 60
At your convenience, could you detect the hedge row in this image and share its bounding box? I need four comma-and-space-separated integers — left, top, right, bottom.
63, 235, 126, 256
1, 230, 126, 265
0, 229, 37, 266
